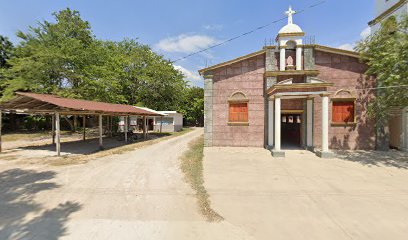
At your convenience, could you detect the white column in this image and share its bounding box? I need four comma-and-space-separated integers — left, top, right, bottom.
274, 96, 281, 151
99, 114, 103, 149
280, 47, 286, 71
268, 99, 274, 147
296, 46, 302, 70
55, 112, 61, 156
306, 98, 313, 148
321, 95, 329, 152
124, 116, 128, 142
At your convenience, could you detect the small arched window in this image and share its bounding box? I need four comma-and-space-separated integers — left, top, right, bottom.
228, 92, 249, 125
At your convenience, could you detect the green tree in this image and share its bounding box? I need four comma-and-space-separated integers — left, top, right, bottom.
1, 8, 187, 112
356, 15, 408, 121
0, 35, 13, 68
1, 8, 99, 100
101, 39, 186, 110
0, 36, 14, 98
178, 86, 204, 126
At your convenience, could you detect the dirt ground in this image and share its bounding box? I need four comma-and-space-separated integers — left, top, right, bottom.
0, 131, 180, 162
0, 128, 252, 240
204, 147, 408, 240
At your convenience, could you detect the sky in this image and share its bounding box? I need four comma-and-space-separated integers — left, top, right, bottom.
0, 0, 375, 87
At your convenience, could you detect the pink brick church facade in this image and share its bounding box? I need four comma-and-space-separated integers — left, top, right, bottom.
200, 7, 377, 157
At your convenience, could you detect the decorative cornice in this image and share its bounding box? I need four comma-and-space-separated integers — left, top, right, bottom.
314, 45, 360, 58
368, 0, 408, 26
276, 32, 305, 40
263, 45, 277, 49
198, 49, 266, 75
282, 110, 304, 114
320, 93, 331, 97
267, 82, 333, 95
264, 70, 320, 77
203, 75, 214, 79
227, 122, 249, 126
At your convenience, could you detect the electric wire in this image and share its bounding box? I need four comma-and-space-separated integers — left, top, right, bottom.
170, 1, 327, 63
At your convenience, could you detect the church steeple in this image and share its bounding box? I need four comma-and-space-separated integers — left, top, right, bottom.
276, 6, 305, 71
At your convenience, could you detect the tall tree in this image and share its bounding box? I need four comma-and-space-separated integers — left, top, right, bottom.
0, 35, 14, 98
178, 87, 204, 126
356, 15, 408, 121
1, 8, 101, 100
0, 35, 13, 68
1, 8, 187, 111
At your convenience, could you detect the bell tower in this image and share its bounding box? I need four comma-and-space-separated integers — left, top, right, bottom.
276, 6, 305, 71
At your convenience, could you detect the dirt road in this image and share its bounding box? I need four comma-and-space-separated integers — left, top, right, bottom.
0, 128, 252, 240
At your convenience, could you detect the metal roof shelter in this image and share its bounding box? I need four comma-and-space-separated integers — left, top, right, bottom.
0, 92, 164, 156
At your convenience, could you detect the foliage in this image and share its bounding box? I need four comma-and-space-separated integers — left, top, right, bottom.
1, 8, 188, 113
356, 14, 408, 121
0, 35, 14, 98
178, 87, 204, 126
0, 35, 13, 68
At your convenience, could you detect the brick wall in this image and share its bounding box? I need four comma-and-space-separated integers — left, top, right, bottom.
212, 54, 265, 147
314, 50, 376, 150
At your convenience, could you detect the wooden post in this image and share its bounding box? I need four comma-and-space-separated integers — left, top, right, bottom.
0, 110, 2, 153
73, 115, 77, 132
52, 114, 56, 144
99, 114, 103, 149
108, 116, 112, 137
55, 112, 61, 156
160, 116, 163, 133
83, 115, 86, 141
124, 116, 128, 142
143, 116, 147, 139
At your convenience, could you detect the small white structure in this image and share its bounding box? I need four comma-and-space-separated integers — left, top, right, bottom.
153, 111, 183, 132
119, 109, 183, 133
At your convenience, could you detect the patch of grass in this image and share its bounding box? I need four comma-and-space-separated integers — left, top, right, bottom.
180, 135, 223, 222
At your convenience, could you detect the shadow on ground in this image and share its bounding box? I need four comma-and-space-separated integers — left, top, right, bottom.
2, 133, 171, 158
335, 150, 408, 169
0, 168, 81, 240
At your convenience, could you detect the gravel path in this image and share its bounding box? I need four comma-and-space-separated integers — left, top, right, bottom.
0, 128, 252, 240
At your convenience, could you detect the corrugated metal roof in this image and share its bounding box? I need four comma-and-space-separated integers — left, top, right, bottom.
0, 92, 162, 116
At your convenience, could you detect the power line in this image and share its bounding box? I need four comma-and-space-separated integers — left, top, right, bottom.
170, 0, 327, 63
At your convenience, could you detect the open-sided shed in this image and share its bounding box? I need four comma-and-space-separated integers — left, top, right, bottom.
0, 92, 164, 156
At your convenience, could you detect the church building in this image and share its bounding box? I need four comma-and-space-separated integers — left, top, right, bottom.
199, 7, 377, 158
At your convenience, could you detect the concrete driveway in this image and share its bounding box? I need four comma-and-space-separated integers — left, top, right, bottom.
0, 128, 251, 240
204, 148, 408, 240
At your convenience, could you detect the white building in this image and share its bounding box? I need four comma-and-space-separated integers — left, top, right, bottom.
119, 110, 183, 133
369, 0, 408, 33
154, 111, 183, 132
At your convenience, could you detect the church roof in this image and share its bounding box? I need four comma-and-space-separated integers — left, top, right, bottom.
198, 45, 360, 75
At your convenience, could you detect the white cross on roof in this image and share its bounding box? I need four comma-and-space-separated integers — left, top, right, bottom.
285, 6, 296, 25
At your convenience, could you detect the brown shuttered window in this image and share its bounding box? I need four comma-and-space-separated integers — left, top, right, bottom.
332, 101, 355, 123
229, 103, 248, 123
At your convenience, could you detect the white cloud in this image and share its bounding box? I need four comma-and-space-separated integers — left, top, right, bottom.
203, 24, 223, 31
156, 34, 219, 53
337, 43, 355, 51
360, 26, 371, 39
174, 65, 202, 82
